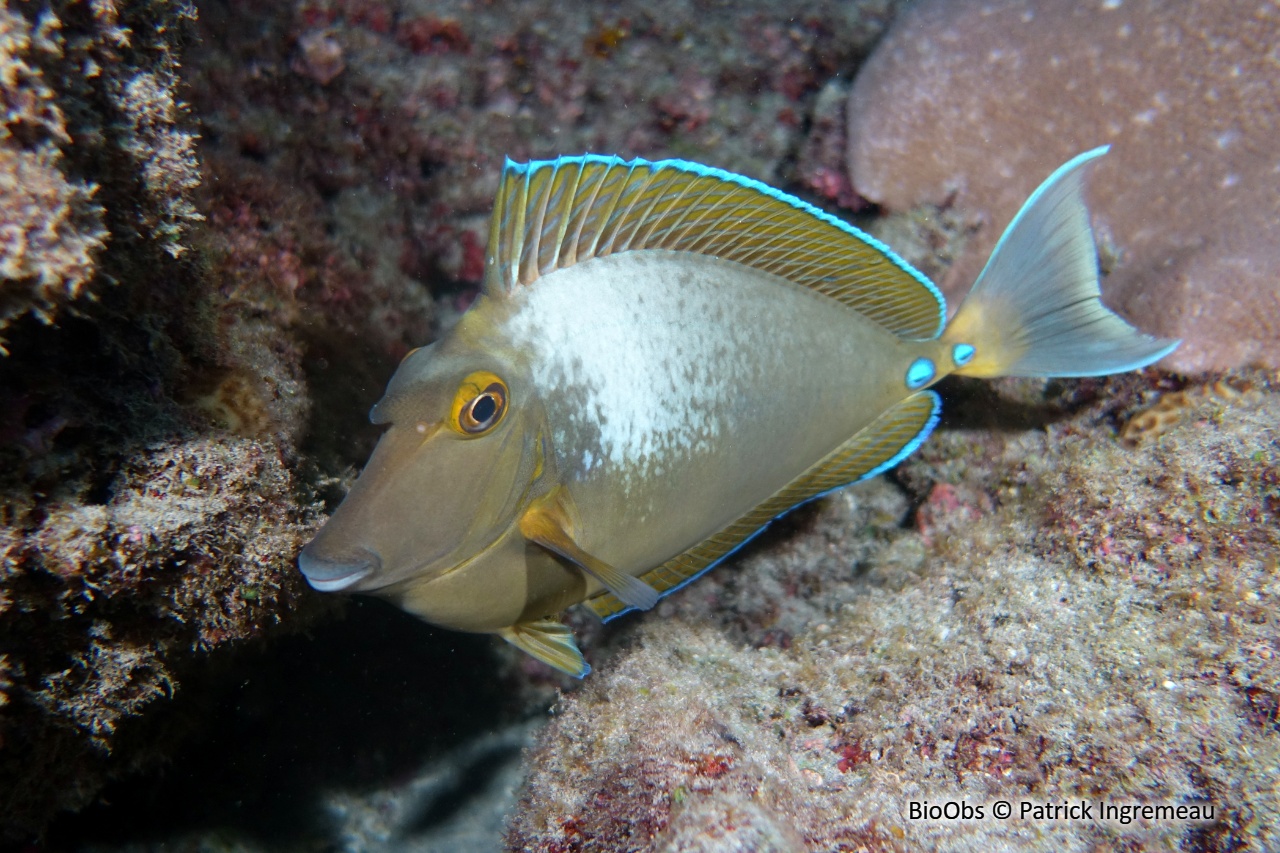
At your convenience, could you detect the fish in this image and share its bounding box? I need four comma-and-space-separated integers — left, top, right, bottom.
298, 146, 1178, 677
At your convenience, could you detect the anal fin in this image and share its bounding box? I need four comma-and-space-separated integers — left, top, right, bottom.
520, 487, 660, 611
499, 619, 590, 678
586, 391, 942, 620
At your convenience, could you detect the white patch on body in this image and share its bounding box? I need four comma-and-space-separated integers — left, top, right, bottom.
493, 248, 909, 571
502, 252, 767, 490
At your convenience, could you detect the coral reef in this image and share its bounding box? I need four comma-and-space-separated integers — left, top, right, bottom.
845, 0, 1280, 373
4, 436, 315, 814
2, 0, 911, 843
189, 0, 895, 322
508, 370, 1280, 851
0, 0, 324, 836
16, 0, 1269, 849
48, 600, 541, 851
0, 5, 107, 346
1120, 379, 1253, 445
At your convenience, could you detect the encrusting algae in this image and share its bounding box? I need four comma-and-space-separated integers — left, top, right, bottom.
0, 1, 330, 837
8, 0, 1276, 846
300, 147, 1176, 676
1120, 378, 1254, 445
507, 368, 1280, 852
0, 6, 108, 351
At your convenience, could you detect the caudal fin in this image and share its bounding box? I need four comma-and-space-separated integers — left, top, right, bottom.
941, 147, 1178, 378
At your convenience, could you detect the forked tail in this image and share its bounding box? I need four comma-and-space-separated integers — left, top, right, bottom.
941, 147, 1178, 378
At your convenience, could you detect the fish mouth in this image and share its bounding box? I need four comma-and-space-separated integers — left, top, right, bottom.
298, 545, 380, 592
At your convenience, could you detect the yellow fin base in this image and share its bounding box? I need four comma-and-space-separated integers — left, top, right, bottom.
941, 147, 1177, 379
586, 391, 940, 620
499, 619, 590, 678
520, 487, 660, 610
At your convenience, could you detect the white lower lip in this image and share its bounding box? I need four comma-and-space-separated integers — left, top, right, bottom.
306, 569, 372, 592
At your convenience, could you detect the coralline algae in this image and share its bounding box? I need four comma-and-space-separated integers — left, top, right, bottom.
846, 0, 1280, 373
508, 371, 1280, 852
3, 0, 910, 843
0, 7, 107, 348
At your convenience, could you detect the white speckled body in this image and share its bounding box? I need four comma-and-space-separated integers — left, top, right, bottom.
298, 149, 1177, 676
496, 250, 919, 576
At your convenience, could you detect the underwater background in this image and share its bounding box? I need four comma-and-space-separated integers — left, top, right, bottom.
1, 0, 1277, 850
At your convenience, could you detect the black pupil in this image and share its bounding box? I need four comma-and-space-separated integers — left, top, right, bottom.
470, 394, 498, 425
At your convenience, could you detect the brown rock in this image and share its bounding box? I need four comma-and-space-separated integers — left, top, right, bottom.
0, 7, 108, 347
846, 0, 1280, 373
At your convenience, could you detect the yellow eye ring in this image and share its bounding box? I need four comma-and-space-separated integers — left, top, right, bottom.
449, 371, 508, 435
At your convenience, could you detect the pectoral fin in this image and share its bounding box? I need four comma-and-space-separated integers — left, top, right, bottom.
520, 488, 660, 611
499, 619, 590, 678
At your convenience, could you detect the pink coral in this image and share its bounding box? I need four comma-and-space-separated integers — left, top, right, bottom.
846, 0, 1280, 373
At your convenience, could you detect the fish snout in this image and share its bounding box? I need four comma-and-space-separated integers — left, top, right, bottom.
298, 543, 380, 592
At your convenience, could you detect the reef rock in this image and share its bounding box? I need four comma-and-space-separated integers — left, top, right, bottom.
0, 7, 108, 347
846, 0, 1280, 373
509, 371, 1280, 852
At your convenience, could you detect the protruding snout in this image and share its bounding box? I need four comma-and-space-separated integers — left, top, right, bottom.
298, 542, 380, 592
295, 344, 542, 604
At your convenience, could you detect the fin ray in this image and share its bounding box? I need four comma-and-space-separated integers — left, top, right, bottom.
942, 147, 1179, 377
499, 619, 590, 678
484, 155, 946, 339
577, 558, 661, 612
585, 392, 941, 621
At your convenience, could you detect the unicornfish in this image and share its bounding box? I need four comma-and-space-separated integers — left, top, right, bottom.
298, 147, 1178, 677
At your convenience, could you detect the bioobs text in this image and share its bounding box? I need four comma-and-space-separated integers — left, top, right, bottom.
908, 801, 984, 821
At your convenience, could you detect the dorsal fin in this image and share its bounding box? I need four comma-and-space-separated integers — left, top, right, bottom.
585, 391, 941, 621
484, 155, 945, 339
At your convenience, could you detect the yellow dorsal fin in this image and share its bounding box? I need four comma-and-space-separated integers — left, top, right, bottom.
585, 391, 941, 621
484, 156, 946, 339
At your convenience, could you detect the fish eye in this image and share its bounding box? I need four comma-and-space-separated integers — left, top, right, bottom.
450, 371, 509, 436
461, 385, 505, 432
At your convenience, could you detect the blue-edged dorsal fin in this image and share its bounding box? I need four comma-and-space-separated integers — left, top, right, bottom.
585, 391, 942, 622
483, 155, 946, 339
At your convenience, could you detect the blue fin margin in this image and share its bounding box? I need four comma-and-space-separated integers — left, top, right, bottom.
599, 391, 942, 623
500, 154, 948, 340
